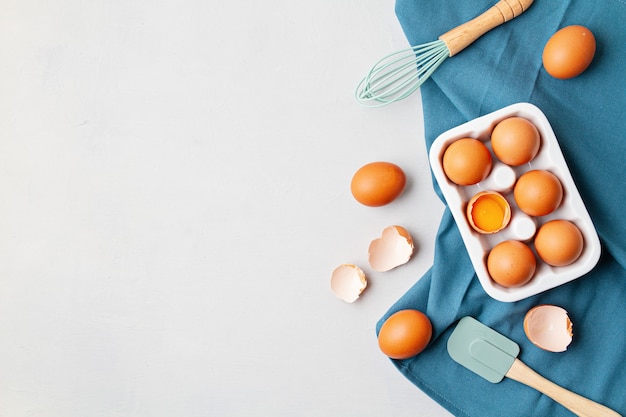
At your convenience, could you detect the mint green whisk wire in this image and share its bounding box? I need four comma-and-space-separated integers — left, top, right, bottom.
355, 40, 450, 107
354, 0, 535, 107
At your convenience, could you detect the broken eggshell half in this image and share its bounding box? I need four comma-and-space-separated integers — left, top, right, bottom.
330, 264, 367, 303
524, 304, 573, 352
368, 225, 414, 272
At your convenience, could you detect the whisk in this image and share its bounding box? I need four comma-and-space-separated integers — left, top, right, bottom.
355, 0, 534, 107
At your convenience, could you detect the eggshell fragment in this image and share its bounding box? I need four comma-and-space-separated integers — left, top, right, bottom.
330, 264, 367, 303
524, 305, 573, 352
368, 226, 414, 272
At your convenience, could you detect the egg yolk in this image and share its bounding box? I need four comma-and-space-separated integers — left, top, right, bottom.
468, 193, 510, 233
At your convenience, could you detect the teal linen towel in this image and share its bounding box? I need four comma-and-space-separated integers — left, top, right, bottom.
377, 0, 626, 416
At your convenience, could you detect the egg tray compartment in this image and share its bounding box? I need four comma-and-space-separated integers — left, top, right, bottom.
429, 102, 601, 302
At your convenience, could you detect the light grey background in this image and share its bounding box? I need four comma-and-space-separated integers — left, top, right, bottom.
1, 1, 449, 416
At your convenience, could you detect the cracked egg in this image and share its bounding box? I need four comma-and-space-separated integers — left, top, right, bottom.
524, 305, 573, 352
466, 191, 511, 234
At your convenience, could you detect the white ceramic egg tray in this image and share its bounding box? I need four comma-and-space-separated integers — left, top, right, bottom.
429, 102, 601, 302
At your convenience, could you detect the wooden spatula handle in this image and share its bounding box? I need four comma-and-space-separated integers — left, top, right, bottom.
506, 359, 621, 417
440, 0, 534, 56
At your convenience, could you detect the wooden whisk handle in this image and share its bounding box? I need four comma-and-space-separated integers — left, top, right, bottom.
439, 0, 534, 56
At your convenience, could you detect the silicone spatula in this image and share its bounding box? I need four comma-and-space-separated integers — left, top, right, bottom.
447, 317, 621, 417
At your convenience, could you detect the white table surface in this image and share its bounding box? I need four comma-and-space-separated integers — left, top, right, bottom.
0, 1, 450, 416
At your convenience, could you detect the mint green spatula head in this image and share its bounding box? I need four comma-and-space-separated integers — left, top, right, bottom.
447, 316, 520, 383
447, 317, 622, 416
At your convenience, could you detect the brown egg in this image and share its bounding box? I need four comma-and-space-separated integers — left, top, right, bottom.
442, 138, 492, 185
514, 170, 563, 216
378, 310, 432, 359
543, 25, 596, 79
491, 117, 541, 166
487, 240, 536, 287
534, 220, 584, 266
350, 162, 406, 207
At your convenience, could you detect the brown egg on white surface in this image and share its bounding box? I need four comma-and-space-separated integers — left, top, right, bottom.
330, 264, 367, 303
524, 305, 573, 352
350, 162, 406, 207
368, 225, 414, 272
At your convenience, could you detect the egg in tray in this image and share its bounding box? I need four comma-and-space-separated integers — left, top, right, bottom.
429, 102, 600, 302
